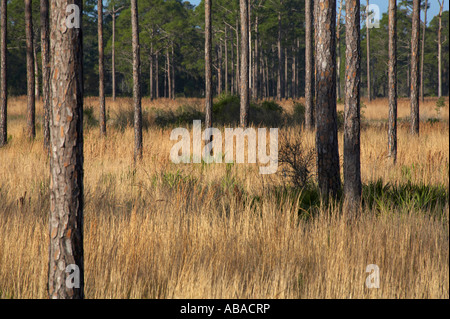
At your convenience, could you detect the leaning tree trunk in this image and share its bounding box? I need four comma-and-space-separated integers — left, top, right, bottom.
131, 0, 142, 162
205, 0, 213, 132
48, 0, 84, 299
305, 0, 314, 130
388, 0, 398, 164
240, 0, 249, 128
344, 0, 362, 213
420, 0, 428, 102
410, 0, 420, 135
0, 0, 7, 147
41, 0, 50, 151
98, 0, 106, 136
25, 0, 35, 139
315, 0, 341, 200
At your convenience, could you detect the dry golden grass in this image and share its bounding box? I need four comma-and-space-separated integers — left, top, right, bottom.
0, 96, 448, 299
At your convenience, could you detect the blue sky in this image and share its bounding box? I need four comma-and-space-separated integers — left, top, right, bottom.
187, 0, 449, 23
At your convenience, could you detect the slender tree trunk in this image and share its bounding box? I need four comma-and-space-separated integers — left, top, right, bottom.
438, 0, 444, 97
240, 0, 249, 127
388, 0, 397, 164
305, 0, 314, 129
236, 17, 240, 96
284, 47, 288, 99
410, 0, 420, 135
156, 51, 159, 99
344, 0, 362, 213
277, 12, 282, 101
112, 9, 116, 101
150, 42, 153, 100
205, 0, 213, 132
420, 0, 428, 102
131, 0, 142, 162
98, 0, 106, 136
255, 15, 259, 99
0, 0, 7, 147
41, 0, 50, 151
48, 0, 84, 299
218, 43, 222, 96
167, 47, 171, 100
230, 29, 235, 95
25, 0, 35, 139
225, 26, 228, 95
366, 0, 371, 102
34, 43, 40, 100
336, 0, 343, 101
171, 44, 175, 100
315, 0, 341, 200
292, 45, 296, 99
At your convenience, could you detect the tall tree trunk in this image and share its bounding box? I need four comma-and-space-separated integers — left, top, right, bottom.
98, 0, 106, 136
277, 12, 282, 101
336, 0, 343, 101
167, 47, 171, 100
344, 0, 362, 212
41, 0, 50, 151
0, 0, 7, 147
25, 0, 35, 139
315, 0, 341, 200
112, 8, 116, 101
171, 44, 175, 100
420, 0, 428, 102
131, 0, 142, 162
292, 44, 296, 99
34, 43, 40, 100
366, 0, 371, 102
388, 0, 397, 164
150, 42, 153, 100
205, 0, 213, 132
410, 0, 420, 135
236, 17, 240, 96
230, 28, 235, 95
284, 47, 288, 99
240, 0, 249, 127
254, 15, 259, 99
305, 0, 314, 129
156, 51, 159, 99
438, 0, 444, 97
48, 0, 84, 299
225, 26, 228, 95
218, 43, 222, 96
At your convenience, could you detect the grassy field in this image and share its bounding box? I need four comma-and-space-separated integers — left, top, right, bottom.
0, 96, 448, 298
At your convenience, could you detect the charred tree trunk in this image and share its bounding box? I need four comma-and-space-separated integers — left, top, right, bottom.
344, 0, 362, 212
98, 0, 106, 136
48, 0, 84, 299
131, 0, 142, 161
25, 0, 35, 139
315, 0, 341, 200
305, 0, 314, 129
410, 0, 420, 135
240, 0, 249, 127
388, 0, 397, 163
0, 0, 7, 147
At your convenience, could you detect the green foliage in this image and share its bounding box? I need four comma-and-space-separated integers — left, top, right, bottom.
83, 106, 99, 128
153, 104, 204, 127
292, 102, 305, 124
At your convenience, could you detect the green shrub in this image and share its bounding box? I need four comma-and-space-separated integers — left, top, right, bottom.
83, 106, 99, 127
292, 102, 306, 124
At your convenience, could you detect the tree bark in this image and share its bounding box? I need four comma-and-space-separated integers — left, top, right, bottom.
366, 0, 371, 102
34, 42, 40, 100
156, 51, 159, 99
236, 17, 240, 96
344, 0, 362, 212
41, 0, 50, 151
171, 44, 175, 100
336, 0, 343, 101
48, 0, 84, 299
25, 0, 35, 139
112, 8, 116, 101
240, 0, 249, 127
420, 0, 428, 102
277, 12, 282, 101
131, 0, 142, 161
305, 0, 314, 129
438, 0, 444, 97
225, 26, 228, 95
150, 41, 153, 100
98, 0, 106, 136
388, 0, 397, 164
315, 0, 341, 200
410, 0, 420, 135
0, 0, 7, 147
205, 0, 213, 140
